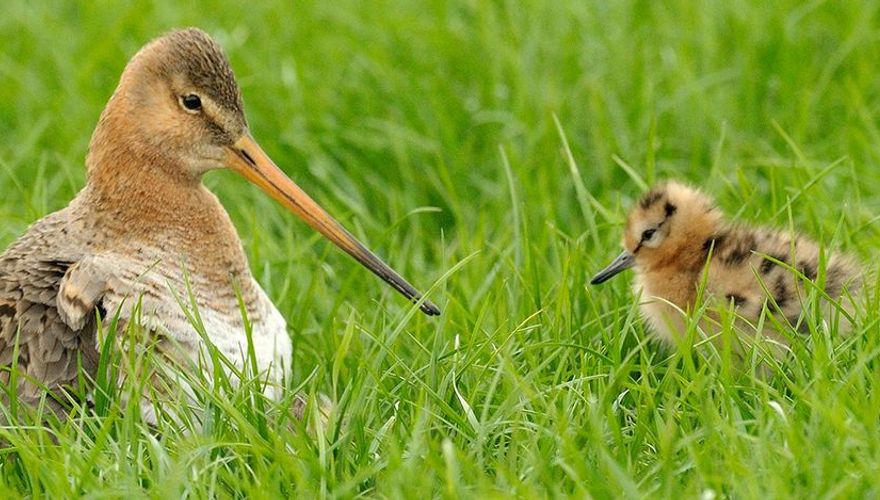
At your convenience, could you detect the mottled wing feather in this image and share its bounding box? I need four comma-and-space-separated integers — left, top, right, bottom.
0, 210, 103, 413
711, 226, 860, 328
58, 259, 109, 331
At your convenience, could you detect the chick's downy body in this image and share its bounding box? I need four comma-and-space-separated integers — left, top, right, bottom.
592, 182, 861, 346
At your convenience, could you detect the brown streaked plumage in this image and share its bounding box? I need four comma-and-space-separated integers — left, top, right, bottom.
591, 181, 861, 350
0, 28, 439, 422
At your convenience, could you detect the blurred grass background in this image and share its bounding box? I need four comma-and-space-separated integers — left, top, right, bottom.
2, 0, 880, 497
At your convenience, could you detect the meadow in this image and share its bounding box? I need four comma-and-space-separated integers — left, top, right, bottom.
2, 0, 880, 497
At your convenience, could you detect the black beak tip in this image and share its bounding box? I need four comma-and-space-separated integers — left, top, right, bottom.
420, 301, 441, 316
589, 251, 634, 286
589, 271, 617, 285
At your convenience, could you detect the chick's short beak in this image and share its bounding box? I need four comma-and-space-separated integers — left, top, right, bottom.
590, 251, 635, 285
225, 132, 440, 316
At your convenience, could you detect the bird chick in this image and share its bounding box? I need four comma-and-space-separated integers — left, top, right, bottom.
591, 181, 861, 349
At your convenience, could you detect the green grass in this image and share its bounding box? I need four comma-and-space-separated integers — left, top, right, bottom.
2, 0, 880, 497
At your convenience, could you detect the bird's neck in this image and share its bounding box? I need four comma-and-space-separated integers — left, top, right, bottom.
80, 151, 253, 283
84, 96, 207, 222
86, 97, 197, 187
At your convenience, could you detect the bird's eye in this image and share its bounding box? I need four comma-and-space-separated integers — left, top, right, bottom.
641, 228, 656, 241
180, 94, 202, 112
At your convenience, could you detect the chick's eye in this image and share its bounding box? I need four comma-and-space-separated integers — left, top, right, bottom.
181, 94, 202, 112
641, 228, 656, 241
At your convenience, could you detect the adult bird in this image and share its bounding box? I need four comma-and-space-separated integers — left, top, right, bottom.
0, 28, 439, 422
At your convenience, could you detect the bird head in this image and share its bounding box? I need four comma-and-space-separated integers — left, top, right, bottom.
591, 181, 722, 284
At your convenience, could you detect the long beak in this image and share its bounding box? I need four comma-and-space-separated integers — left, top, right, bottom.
226, 132, 440, 316
590, 251, 635, 285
